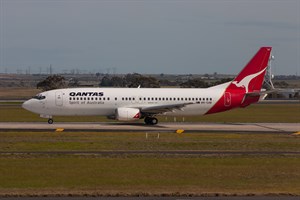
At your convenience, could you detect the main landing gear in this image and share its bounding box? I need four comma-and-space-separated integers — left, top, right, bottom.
48, 118, 53, 124
144, 117, 158, 125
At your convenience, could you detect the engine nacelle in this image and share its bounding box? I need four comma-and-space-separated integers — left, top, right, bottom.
115, 107, 141, 121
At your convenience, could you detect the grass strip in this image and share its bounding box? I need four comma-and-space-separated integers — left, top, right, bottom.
0, 104, 299, 123
0, 131, 300, 152
0, 156, 299, 196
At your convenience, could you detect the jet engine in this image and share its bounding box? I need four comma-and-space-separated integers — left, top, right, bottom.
115, 107, 141, 121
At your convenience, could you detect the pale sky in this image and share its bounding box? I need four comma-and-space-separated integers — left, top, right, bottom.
0, 0, 299, 75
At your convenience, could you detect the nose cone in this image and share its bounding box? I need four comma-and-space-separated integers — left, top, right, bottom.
22, 99, 42, 114
22, 99, 33, 111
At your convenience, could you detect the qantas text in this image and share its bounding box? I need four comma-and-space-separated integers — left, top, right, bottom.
69, 92, 104, 97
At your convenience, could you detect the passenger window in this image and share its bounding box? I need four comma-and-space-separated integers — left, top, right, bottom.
103, 97, 106, 100
108, 97, 110, 100
115, 97, 117, 100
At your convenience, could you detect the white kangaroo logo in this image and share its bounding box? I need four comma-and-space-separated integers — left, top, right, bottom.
231, 68, 266, 93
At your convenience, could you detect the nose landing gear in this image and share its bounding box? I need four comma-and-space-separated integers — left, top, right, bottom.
48, 118, 53, 124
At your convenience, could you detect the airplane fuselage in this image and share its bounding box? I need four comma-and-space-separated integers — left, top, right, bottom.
23, 82, 232, 118
22, 47, 272, 125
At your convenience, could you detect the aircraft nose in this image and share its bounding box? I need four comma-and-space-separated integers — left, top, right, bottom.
22, 100, 32, 111
22, 99, 41, 113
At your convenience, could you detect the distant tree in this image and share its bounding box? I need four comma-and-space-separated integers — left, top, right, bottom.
126, 73, 160, 88
210, 78, 232, 86
37, 75, 66, 91
99, 73, 160, 88
110, 76, 126, 87
180, 79, 209, 88
68, 78, 79, 87
99, 75, 112, 87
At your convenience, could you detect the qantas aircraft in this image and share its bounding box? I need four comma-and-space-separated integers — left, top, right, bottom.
23, 47, 272, 125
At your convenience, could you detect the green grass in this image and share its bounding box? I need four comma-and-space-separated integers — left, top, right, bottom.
0, 131, 300, 196
0, 131, 300, 152
0, 104, 299, 123
0, 156, 299, 195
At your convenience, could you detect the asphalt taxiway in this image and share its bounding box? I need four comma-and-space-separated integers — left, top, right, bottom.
0, 122, 299, 133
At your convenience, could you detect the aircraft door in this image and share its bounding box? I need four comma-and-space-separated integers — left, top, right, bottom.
55, 91, 63, 106
224, 92, 231, 107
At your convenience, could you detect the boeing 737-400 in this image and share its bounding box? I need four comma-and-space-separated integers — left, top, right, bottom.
22, 47, 272, 125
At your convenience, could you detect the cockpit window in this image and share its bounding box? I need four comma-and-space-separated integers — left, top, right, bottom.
32, 94, 46, 100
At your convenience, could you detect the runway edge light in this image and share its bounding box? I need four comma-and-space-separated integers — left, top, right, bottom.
176, 129, 184, 134
55, 128, 64, 132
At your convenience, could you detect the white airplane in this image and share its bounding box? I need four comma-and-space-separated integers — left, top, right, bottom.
23, 47, 272, 125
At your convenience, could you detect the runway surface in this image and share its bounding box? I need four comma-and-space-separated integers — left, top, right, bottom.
1, 196, 299, 200
0, 122, 299, 133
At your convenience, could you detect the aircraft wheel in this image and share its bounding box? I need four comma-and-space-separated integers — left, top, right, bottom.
144, 117, 150, 124
48, 118, 53, 124
151, 117, 158, 125
144, 117, 158, 125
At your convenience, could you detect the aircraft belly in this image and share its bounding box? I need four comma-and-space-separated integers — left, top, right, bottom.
46, 104, 115, 116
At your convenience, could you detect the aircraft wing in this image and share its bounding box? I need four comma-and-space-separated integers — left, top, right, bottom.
140, 102, 195, 114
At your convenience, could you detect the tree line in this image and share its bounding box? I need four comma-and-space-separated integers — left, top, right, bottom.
36, 74, 232, 91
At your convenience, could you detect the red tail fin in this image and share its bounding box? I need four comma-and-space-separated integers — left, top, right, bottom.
206, 47, 272, 114
231, 47, 272, 93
